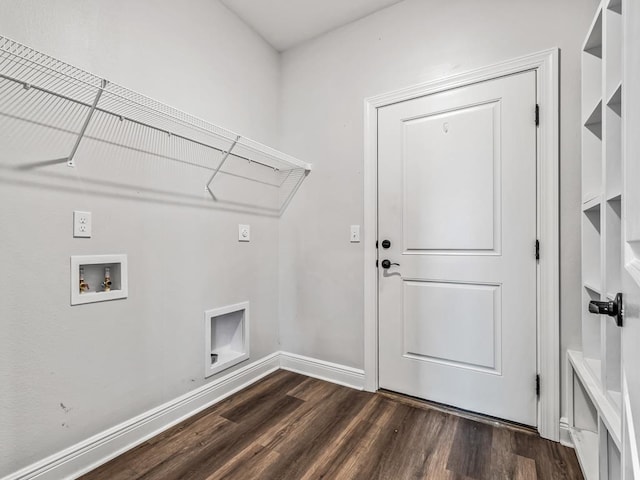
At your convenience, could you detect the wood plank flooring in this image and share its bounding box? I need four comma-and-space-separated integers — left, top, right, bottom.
80, 370, 583, 480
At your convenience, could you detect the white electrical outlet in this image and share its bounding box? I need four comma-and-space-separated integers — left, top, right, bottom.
350, 225, 361, 243
73, 211, 92, 238
239, 224, 250, 242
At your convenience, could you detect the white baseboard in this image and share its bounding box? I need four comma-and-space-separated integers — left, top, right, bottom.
3, 351, 363, 480
3, 353, 281, 480
559, 416, 574, 448
279, 352, 365, 390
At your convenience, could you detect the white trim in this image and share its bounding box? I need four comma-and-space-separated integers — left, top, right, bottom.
2, 352, 364, 480
4, 353, 280, 480
363, 49, 561, 441
622, 371, 640, 478
279, 352, 365, 390
559, 417, 574, 448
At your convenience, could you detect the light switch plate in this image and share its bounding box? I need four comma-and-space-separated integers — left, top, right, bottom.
73, 211, 92, 238
239, 224, 250, 242
350, 225, 360, 243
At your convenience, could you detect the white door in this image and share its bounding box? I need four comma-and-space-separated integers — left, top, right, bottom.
378, 71, 538, 426
622, 0, 640, 475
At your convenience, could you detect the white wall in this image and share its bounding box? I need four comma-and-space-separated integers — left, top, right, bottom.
279, 0, 598, 418
0, 0, 282, 476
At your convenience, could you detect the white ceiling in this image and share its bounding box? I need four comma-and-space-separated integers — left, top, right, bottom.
221, 0, 404, 52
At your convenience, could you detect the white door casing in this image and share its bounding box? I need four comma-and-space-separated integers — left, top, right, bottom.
378, 71, 537, 426
622, 0, 640, 475
363, 49, 560, 439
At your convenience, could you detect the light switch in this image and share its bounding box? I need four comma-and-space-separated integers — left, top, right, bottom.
73, 211, 92, 238
239, 224, 250, 242
350, 225, 360, 243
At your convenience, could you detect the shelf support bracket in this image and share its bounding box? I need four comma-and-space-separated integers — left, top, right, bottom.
67, 79, 108, 167
206, 136, 240, 200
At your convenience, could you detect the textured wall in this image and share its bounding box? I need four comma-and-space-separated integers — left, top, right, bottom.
279, 0, 598, 419
0, 0, 282, 475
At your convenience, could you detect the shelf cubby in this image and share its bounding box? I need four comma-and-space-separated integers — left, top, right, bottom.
584, 9, 603, 58
582, 10, 603, 115
607, 83, 622, 116
605, 100, 622, 198
571, 363, 600, 480
582, 130, 602, 202
569, 350, 622, 448
600, 426, 622, 479
605, 8, 622, 99
603, 317, 621, 407
582, 99, 603, 202
584, 100, 603, 139
604, 197, 622, 298
607, 0, 621, 14
582, 286, 602, 368
582, 204, 601, 289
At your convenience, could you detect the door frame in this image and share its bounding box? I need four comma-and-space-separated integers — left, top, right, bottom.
363, 49, 560, 441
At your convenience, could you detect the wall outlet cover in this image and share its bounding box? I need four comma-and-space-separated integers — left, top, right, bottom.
73, 211, 92, 238
239, 224, 250, 242
350, 225, 361, 243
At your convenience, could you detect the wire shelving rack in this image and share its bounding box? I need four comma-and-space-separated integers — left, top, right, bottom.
0, 36, 311, 215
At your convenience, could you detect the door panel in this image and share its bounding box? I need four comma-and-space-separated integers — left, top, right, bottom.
378, 71, 537, 426
403, 101, 499, 252
403, 281, 501, 372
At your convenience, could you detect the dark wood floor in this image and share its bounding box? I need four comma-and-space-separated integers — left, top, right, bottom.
80, 370, 583, 480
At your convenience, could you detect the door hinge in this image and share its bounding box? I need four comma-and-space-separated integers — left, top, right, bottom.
536, 374, 540, 397
535, 104, 540, 127
535, 239, 540, 261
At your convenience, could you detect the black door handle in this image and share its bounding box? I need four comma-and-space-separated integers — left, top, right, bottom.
589, 293, 623, 327
381, 239, 391, 249
381, 259, 400, 269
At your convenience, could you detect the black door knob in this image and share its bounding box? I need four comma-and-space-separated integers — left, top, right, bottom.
381, 239, 391, 249
381, 259, 400, 269
589, 293, 623, 327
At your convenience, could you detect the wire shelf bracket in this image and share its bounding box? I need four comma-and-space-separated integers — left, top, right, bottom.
206, 136, 239, 200
67, 78, 107, 167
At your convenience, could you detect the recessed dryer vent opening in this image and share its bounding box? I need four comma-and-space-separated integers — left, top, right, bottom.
204, 302, 249, 378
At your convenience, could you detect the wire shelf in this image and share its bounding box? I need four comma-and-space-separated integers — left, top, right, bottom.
0, 36, 311, 215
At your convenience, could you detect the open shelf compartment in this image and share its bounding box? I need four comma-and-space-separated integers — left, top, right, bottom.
605, 8, 622, 98
568, 350, 622, 448
584, 9, 603, 58
570, 361, 600, 480
607, 0, 621, 14
600, 423, 622, 479
204, 302, 250, 378
582, 203, 601, 290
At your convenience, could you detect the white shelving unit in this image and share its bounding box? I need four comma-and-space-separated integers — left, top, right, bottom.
570, 1, 624, 478
0, 36, 311, 215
